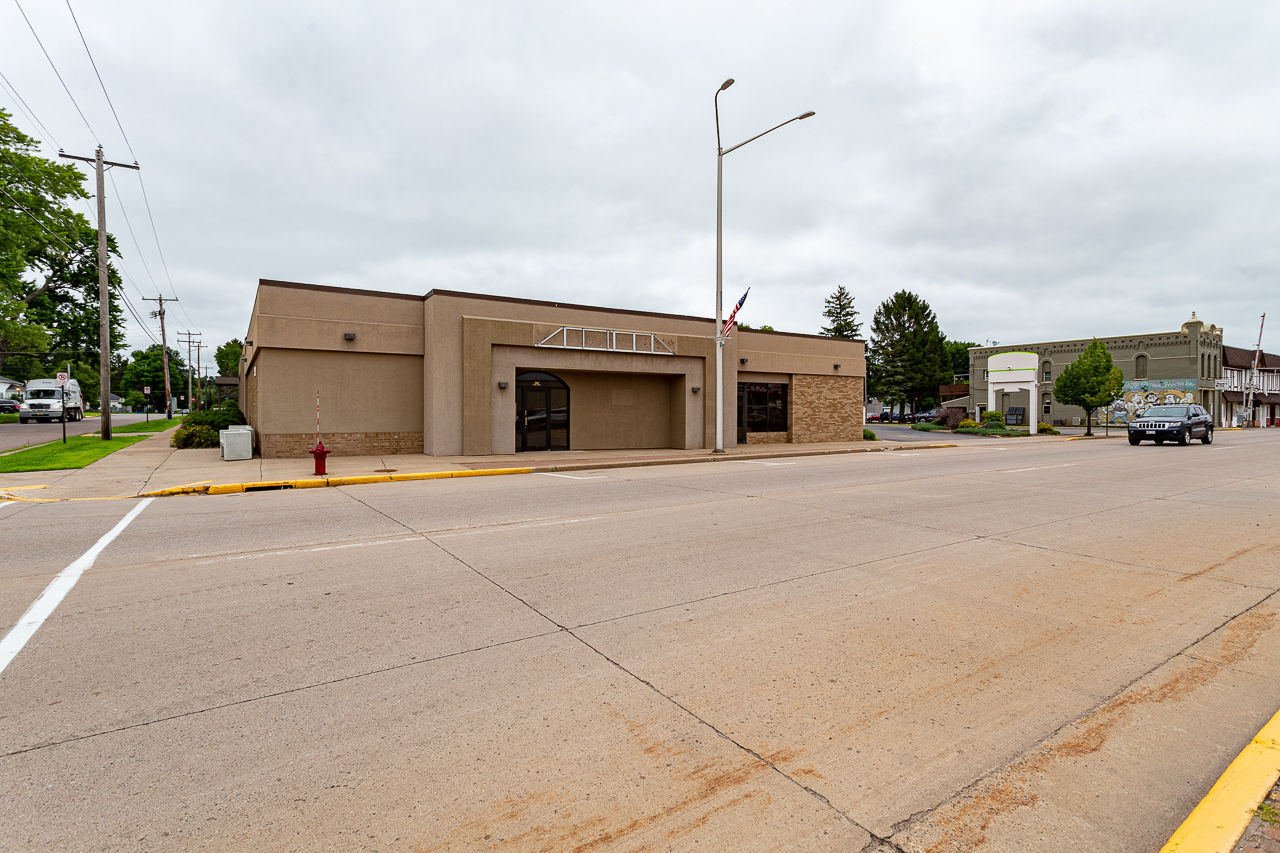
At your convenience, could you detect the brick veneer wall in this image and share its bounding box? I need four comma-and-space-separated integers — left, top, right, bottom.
745, 431, 789, 444
789, 374, 864, 442
259, 432, 424, 459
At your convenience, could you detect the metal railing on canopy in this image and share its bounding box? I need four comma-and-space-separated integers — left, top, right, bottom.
536, 327, 675, 356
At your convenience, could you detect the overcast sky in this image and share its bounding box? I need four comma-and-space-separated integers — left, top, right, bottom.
3, 1, 1277, 368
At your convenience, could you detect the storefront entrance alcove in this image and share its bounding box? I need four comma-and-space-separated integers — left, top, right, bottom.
516, 371, 569, 451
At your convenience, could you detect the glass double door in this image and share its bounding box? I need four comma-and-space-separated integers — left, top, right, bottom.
516, 376, 569, 451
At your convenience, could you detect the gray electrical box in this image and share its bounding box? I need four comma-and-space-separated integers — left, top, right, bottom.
220, 425, 253, 461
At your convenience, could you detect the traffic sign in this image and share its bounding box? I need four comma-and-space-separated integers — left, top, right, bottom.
143, 386, 150, 394
56, 372, 68, 384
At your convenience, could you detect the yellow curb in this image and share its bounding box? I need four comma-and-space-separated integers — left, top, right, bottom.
141, 466, 538, 497
1160, 706, 1280, 852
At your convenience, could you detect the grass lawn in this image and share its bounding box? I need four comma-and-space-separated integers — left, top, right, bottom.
0, 435, 148, 473
0, 413, 17, 424
112, 416, 183, 433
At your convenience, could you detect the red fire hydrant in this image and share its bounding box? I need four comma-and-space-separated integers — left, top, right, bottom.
310, 440, 331, 476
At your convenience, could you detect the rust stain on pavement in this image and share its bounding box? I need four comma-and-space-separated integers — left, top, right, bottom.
415, 709, 778, 852
1175, 543, 1274, 582
914, 608, 1277, 853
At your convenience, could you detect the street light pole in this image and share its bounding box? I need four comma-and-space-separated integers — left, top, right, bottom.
713, 79, 814, 452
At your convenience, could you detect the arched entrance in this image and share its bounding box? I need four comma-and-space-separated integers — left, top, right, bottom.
516, 371, 569, 451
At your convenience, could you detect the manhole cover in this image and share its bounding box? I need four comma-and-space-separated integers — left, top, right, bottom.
374, 469, 397, 473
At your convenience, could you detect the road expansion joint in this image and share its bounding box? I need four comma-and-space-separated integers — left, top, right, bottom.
0, 628, 562, 759
563, 628, 881, 839
426, 539, 568, 631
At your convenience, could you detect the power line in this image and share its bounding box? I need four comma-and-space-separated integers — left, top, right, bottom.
55, 1, 197, 335
0, 68, 59, 147
107, 169, 158, 289
63, 0, 131, 157
12, 0, 98, 142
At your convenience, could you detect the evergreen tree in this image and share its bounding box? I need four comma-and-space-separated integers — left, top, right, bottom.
820, 285, 861, 339
868, 291, 949, 417
1053, 339, 1124, 436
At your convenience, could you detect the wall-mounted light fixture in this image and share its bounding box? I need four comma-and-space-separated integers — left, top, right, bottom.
497, 381, 509, 389
834, 363, 841, 370
739, 358, 748, 364
691, 386, 701, 393
244, 340, 253, 346
344, 332, 356, 341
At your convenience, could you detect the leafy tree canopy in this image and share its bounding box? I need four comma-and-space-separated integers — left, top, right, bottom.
1053, 339, 1124, 436
944, 339, 978, 380
1, 109, 125, 376
121, 344, 186, 411
215, 339, 243, 376
820, 285, 861, 339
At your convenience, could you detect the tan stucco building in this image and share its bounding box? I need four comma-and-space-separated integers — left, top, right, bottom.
240, 280, 867, 458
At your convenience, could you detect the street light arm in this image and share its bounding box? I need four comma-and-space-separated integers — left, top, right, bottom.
721, 112, 814, 155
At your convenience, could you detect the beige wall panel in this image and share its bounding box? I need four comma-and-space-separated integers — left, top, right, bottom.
560, 371, 673, 450
487, 343, 704, 455
254, 285, 424, 354
737, 371, 790, 384
255, 349, 423, 435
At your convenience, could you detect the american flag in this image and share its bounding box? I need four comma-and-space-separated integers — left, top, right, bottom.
722, 288, 750, 337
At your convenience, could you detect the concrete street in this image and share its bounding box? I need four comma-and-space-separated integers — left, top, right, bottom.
1, 431, 1278, 851
0, 413, 152, 453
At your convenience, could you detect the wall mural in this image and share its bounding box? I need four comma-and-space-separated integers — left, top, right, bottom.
1106, 379, 1198, 424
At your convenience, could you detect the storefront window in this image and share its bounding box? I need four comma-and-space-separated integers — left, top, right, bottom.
737, 382, 788, 432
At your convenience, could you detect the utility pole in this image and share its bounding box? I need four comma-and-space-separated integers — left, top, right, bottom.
178, 332, 198, 415
193, 340, 206, 410
143, 296, 176, 418
1245, 314, 1266, 428
59, 147, 139, 441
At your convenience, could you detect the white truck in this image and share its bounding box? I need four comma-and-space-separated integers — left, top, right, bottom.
18, 378, 85, 423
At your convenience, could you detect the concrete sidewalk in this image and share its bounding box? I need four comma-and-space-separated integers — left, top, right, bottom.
0, 428, 963, 500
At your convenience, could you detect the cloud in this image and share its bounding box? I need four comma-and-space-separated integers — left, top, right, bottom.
2, 0, 1277, 359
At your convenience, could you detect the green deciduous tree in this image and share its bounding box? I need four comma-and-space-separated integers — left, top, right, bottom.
868, 291, 949, 417
122, 344, 186, 412
943, 339, 978, 381
1053, 338, 1124, 436
820, 285, 861, 339
215, 339, 243, 376
1, 109, 125, 376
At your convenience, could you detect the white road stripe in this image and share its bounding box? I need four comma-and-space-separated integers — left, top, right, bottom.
0, 500, 13, 507
741, 461, 797, 466
537, 473, 607, 479
0, 498, 154, 675
1002, 463, 1076, 473
194, 536, 424, 565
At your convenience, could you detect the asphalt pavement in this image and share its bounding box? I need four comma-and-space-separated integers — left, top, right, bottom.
1, 430, 1278, 851
0, 413, 152, 453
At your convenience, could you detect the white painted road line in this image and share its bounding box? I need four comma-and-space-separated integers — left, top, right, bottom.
194, 535, 424, 565
741, 461, 797, 466
0, 498, 154, 676
537, 473, 608, 480
0, 500, 12, 507
1002, 463, 1076, 473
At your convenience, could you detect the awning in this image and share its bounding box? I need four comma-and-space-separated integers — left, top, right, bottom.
1222, 391, 1280, 404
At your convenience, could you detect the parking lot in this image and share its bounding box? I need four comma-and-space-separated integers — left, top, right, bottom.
2, 431, 1278, 851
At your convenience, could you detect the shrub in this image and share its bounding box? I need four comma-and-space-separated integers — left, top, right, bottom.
182, 404, 247, 433
863, 428, 877, 441
1037, 422, 1060, 435
942, 408, 966, 429
958, 418, 980, 429
171, 423, 220, 449
911, 422, 946, 431
981, 410, 1006, 426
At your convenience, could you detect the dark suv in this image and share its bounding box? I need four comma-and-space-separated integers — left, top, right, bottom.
1128, 405, 1213, 446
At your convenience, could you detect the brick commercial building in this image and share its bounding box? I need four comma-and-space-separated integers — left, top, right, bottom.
240, 280, 866, 458
966, 313, 1225, 427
